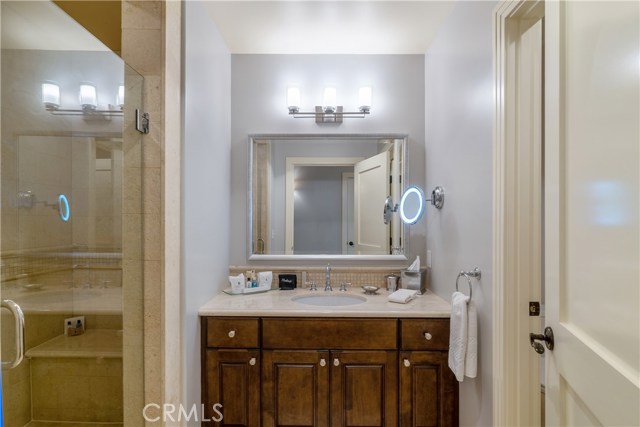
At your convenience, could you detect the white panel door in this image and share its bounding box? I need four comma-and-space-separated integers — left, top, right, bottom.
354, 151, 390, 255
545, 1, 639, 426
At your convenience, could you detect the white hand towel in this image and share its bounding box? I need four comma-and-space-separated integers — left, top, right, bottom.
464, 299, 478, 378
387, 289, 418, 304
448, 291, 469, 382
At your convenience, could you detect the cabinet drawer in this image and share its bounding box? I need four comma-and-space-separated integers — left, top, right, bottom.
263, 318, 397, 350
400, 319, 449, 350
206, 317, 259, 348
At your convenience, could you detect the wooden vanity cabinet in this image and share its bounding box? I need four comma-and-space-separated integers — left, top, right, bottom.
202, 317, 261, 427
262, 318, 398, 427
202, 317, 457, 427
399, 319, 458, 427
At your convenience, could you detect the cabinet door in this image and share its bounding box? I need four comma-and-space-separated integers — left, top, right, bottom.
205, 349, 260, 427
262, 350, 330, 427
330, 351, 398, 427
399, 351, 458, 427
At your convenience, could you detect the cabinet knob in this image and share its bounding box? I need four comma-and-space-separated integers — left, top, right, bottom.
320, 358, 326, 367
228, 330, 236, 338
424, 332, 432, 341
249, 357, 256, 366
404, 359, 411, 367
333, 358, 340, 366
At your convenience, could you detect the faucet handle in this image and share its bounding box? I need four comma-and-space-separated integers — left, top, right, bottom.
339, 283, 347, 292
309, 282, 317, 291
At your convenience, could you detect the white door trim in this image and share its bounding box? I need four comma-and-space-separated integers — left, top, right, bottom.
493, 1, 544, 425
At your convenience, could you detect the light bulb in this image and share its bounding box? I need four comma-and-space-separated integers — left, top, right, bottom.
287, 87, 300, 113
323, 87, 337, 113
359, 86, 372, 113
42, 83, 60, 110
79, 84, 97, 110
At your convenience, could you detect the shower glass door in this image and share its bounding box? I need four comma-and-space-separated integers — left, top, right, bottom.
1, 2, 144, 426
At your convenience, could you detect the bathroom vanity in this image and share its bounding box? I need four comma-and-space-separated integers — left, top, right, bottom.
199, 289, 458, 427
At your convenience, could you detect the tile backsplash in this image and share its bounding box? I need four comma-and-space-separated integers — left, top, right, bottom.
229, 265, 404, 290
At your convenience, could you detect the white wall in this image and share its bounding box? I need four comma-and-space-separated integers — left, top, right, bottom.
424, 2, 496, 426
182, 0, 231, 409
231, 54, 426, 266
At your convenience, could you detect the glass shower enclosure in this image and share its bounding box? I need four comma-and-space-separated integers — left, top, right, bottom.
1, 2, 144, 426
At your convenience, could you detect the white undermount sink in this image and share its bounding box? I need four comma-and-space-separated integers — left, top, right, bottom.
291, 293, 367, 307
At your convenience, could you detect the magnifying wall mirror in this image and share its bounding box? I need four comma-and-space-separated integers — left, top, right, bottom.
397, 185, 445, 224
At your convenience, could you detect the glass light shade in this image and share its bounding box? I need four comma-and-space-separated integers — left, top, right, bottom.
42, 83, 60, 110
79, 84, 97, 110
117, 85, 125, 109
323, 87, 337, 113
359, 86, 372, 112
287, 87, 300, 113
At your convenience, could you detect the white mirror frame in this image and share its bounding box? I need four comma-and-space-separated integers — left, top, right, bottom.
248, 133, 409, 261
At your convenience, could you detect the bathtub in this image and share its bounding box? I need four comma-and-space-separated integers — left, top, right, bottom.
2, 287, 122, 314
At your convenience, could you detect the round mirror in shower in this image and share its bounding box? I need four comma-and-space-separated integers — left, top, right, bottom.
399, 186, 425, 224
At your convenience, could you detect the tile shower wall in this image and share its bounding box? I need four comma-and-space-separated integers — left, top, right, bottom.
121, 1, 164, 426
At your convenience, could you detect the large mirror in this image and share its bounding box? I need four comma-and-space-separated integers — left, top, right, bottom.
249, 134, 408, 259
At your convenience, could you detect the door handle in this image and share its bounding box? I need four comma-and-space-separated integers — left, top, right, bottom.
1, 299, 25, 370
529, 326, 554, 354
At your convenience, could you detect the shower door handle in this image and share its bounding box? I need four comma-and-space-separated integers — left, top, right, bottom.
1, 299, 25, 370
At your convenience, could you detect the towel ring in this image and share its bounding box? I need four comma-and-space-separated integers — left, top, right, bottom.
456, 273, 473, 300
455, 267, 481, 301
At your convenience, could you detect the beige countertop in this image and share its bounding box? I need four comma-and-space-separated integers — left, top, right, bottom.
199, 287, 451, 318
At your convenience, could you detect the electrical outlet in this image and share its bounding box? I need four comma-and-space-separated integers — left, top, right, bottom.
64, 316, 85, 336
426, 250, 432, 268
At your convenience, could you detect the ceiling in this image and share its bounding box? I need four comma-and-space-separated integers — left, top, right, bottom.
1, 1, 109, 51
203, 1, 456, 54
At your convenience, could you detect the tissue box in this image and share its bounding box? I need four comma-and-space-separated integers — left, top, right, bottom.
400, 267, 428, 294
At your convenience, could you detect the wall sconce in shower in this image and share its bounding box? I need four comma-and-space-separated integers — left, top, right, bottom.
42, 81, 123, 118
287, 86, 372, 124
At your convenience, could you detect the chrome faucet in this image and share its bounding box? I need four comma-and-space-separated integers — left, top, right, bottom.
325, 263, 332, 291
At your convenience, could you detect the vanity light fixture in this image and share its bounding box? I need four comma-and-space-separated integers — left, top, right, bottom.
42, 81, 123, 118
287, 86, 372, 124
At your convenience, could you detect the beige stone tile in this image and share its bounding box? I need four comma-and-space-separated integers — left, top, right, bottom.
143, 75, 162, 110
123, 167, 142, 214
143, 213, 161, 261
123, 122, 143, 168
92, 315, 124, 330
143, 260, 161, 294
123, 214, 143, 261
143, 298, 161, 341
142, 120, 163, 168
123, 342, 145, 426
122, 29, 162, 76
143, 167, 161, 214
123, 1, 162, 30
123, 259, 144, 300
